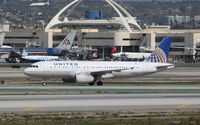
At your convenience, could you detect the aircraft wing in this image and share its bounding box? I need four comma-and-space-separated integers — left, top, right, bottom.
156, 64, 174, 72
76, 67, 134, 75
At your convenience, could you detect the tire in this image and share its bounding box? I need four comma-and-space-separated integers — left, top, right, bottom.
0, 80, 5, 85
97, 81, 103, 86
42, 82, 46, 86
88, 82, 95, 86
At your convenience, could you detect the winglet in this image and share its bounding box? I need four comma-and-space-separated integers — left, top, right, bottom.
56, 30, 76, 50
0, 32, 5, 47
0, 27, 5, 47
46, 0, 50, 5
146, 37, 172, 63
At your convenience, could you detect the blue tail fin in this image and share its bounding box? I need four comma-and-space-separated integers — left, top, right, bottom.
146, 37, 172, 63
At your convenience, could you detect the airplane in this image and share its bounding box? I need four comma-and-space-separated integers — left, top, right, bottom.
0, 30, 76, 56
1, 30, 76, 63
67, 45, 98, 60
20, 49, 61, 63
24, 37, 174, 86
111, 46, 152, 61
0, 28, 12, 48
139, 46, 152, 52
112, 52, 151, 61
171, 46, 200, 51
30, 0, 50, 7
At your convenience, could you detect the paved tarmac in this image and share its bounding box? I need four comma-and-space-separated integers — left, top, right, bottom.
0, 67, 26, 78
0, 94, 199, 113
0, 66, 200, 113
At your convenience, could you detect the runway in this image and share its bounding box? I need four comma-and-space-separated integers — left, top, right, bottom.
0, 94, 199, 113
1, 85, 200, 95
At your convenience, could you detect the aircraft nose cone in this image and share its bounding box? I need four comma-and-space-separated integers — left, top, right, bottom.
24, 68, 31, 76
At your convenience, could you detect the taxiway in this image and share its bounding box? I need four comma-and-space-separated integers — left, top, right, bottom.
0, 94, 199, 112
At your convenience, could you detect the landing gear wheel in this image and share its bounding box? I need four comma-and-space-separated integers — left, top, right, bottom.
97, 81, 103, 86
88, 82, 95, 86
0, 80, 5, 85
42, 82, 46, 86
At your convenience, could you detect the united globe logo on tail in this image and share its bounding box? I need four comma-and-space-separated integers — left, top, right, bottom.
147, 48, 167, 63
146, 37, 172, 63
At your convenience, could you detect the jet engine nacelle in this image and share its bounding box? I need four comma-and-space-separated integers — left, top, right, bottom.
62, 74, 94, 83
76, 74, 94, 83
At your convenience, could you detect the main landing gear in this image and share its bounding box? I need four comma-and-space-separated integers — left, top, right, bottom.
88, 80, 103, 86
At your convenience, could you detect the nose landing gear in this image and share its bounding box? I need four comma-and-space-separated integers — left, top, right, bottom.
0, 80, 5, 85
42, 82, 46, 86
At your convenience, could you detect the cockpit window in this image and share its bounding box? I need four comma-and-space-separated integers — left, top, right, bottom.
30, 65, 38, 68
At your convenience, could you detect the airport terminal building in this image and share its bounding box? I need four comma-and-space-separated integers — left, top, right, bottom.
2, 0, 200, 62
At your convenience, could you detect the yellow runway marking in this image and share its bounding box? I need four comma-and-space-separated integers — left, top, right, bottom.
23, 107, 41, 112
176, 104, 190, 109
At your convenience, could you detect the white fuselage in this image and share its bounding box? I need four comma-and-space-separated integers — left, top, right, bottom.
1, 45, 12, 48
22, 55, 59, 62
24, 61, 173, 79
30, 2, 48, 7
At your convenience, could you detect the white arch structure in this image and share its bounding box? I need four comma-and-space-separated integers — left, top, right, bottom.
45, 0, 142, 32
